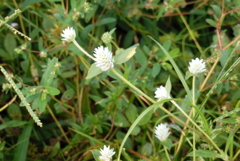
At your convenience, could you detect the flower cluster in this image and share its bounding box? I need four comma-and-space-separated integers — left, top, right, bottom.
61, 27, 76, 42
99, 145, 115, 161
154, 86, 171, 101
93, 46, 114, 71
188, 58, 206, 75
154, 123, 171, 141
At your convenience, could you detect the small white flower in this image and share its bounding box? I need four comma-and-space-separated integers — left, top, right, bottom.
61, 27, 76, 42
99, 145, 115, 161
154, 123, 170, 141
154, 86, 171, 101
188, 58, 206, 75
93, 46, 114, 71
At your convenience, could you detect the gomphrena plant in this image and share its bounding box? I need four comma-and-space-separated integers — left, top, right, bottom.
1, 0, 240, 160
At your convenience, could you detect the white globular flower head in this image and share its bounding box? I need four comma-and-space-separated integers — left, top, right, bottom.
154, 123, 171, 141
188, 58, 206, 75
61, 27, 76, 42
154, 86, 171, 101
93, 46, 114, 71
99, 145, 115, 161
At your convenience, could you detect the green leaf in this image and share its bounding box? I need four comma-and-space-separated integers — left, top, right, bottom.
130, 126, 140, 136
86, 63, 103, 79
68, 43, 84, 56
44, 86, 60, 95
161, 139, 172, 150
109, 28, 116, 34
114, 44, 139, 64
115, 112, 130, 127
157, 5, 165, 20
81, 24, 95, 39
0, 120, 27, 130
40, 57, 59, 86
123, 31, 134, 48
165, 76, 171, 95
211, 5, 222, 16
137, 110, 153, 126
187, 150, 222, 158
85, 5, 98, 23
185, 71, 194, 80
39, 98, 48, 112
91, 149, 100, 161
96, 17, 116, 26
206, 19, 217, 27
152, 63, 161, 77
61, 88, 75, 102
13, 123, 33, 161
7, 104, 22, 120
20, 0, 42, 9
4, 33, 17, 57
125, 104, 138, 123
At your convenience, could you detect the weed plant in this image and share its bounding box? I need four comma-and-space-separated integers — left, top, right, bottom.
0, 0, 240, 161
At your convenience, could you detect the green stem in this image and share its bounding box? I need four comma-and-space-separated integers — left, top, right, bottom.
192, 75, 196, 161
164, 146, 171, 161
73, 40, 94, 60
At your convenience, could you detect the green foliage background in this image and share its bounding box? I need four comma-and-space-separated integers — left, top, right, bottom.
0, 0, 240, 160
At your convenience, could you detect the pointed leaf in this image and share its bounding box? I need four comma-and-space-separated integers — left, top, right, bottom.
187, 150, 222, 158
91, 149, 100, 161
114, 44, 139, 64
206, 19, 217, 27
86, 63, 103, 79
44, 86, 60, 95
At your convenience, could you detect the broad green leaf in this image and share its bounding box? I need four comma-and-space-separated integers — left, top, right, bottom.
44, 85, 60, 95
125, 104, 138, 123
115, 112, 130, 127
91, 149, 100, 161
161, 139, 172, 150
187, 150, 222, 158
81, 24, 95, 39
211, 5, 222, 16
86, 63, 103, 79
40, 57, 59, 86
61, 88, 75, 102
39, 98, 48, 112
61, 71, 77, 78
123, 31, 134, 47
206, 19, 217, 27
0, 49, 10, 59
4, 33, 16, 57
217, 117, 238, 124
157, 5, 165, 20
20, 0, 42, 9
114, 44, 139, 64
96, 17, 116, 26
185, 71, 194, 80
135, 48, 147, 67
152, 63, 161, 77
141, 142, 153, 155
0, 120, 27, 130
13, 123, 33, 161
137, 110, 153, 126
7, 104, 22, 120
68, 43, 84, 56
85, 5, 98, 23
130, 126, 140, 136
